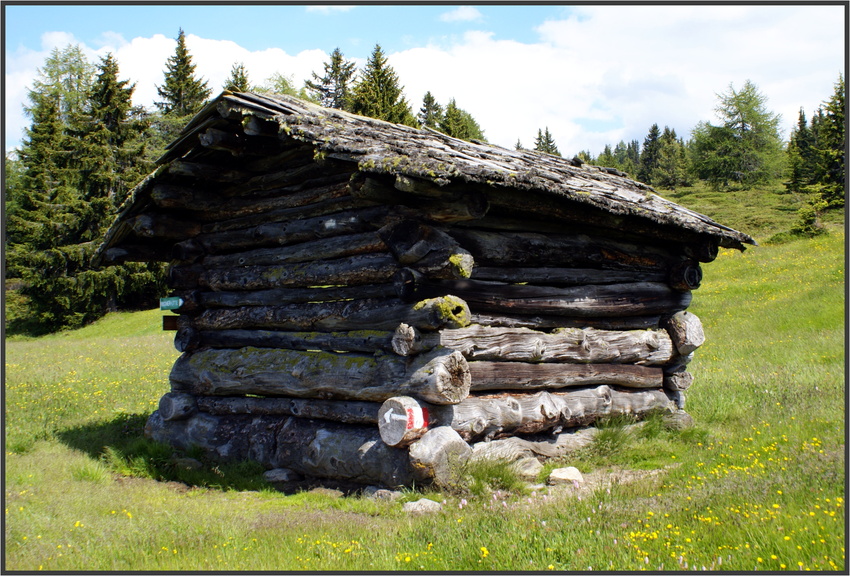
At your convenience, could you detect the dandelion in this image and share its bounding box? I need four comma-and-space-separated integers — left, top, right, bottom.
480, 546, 489, 558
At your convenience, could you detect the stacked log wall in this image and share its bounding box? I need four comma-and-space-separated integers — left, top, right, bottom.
127, 116, 706, 488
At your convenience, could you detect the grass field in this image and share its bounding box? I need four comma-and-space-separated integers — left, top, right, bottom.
4, 189, 845, 571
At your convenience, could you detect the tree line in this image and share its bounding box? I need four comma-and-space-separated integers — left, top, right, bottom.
3, 29, 845, 334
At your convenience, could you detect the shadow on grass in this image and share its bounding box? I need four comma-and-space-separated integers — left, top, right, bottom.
56, 413, 270, 492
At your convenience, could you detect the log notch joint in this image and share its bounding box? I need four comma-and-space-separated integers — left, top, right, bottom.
96, 90, 754, 488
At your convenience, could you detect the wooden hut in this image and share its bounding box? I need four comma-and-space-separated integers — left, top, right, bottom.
95, 92, 754, 488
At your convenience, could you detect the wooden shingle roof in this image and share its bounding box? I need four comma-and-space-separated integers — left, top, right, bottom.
97, 91, 754, 264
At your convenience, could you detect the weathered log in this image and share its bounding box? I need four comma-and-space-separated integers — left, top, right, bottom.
131, 213, 201, 240
469, 427, 599, 463
684, 238, 719, 263
165, 159, 249, 183
194, 328, 396, 353
351, 174, 488, 222
191, 296, 471, 332
399, 278, 693, 317
468, 362, 663, 391
470, 312, 662, 331
145, 411, 415, 487
662, 366, 694, 391
169, 346, 471, 404
668, 260, 702, 291
198, 127, 281, 157
447, 228, 676, 270
407, 426, 472, 484
198, 283, 397, 308
171, 239, 206, 263
381, 220, 475, 279
201, 231, 386, 268
197, 253, 399, 291
152, 174, 352, 222
471, 266, 667, 285
200, 194, 360, 234
196, 395, 380, 425
192, 205, 393, 254
391, 323, 675, 365
379, 386, 673, 445
661, 311, 705, 355
159, 392, 198, 421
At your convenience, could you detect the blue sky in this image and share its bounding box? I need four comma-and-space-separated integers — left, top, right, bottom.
4, 3, 846, 155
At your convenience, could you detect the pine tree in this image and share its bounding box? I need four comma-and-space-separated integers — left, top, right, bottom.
534, 127, 560, 156
786, 108, 815, 193
305, 47, 356, 109
638, 124, 661, 184
8, 51, 165, 332
418, 91, 443, 129
223, 62, 251, 92
815, 73, 845, 206
348, 44, 417, 126
155, 28, 211, 117
438, 99, 485, 141
651, 127, 688, 189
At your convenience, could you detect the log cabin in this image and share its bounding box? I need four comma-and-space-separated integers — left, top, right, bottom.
94, 91, 755, 488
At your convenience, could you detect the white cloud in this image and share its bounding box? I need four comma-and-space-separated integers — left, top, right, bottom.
440, 6, 483, 23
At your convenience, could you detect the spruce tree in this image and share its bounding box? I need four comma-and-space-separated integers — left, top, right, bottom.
418, 91, 443, 129
638, 124, 661, 184
786, 108, 815, 193
223, 62, 251, 92
815, 74, 845, 206
534, 127, 560, 156
348, 44, 418, 126
438, 99, 485, 141
651, 127, 687, 189
305, 47, 356, 109
155, 28, 211, 116
9, 51, 165, 332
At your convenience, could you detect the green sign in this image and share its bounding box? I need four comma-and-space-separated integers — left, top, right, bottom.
160, 297, 184, 310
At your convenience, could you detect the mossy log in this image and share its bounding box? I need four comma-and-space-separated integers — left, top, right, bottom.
169, 346, 471, 404
378, 386, 673, 445
399, 277, 693, 318
196, 253, 399, 291
468, 362, 663, 391
391, 323, 675, 365
190, 296, 471, 332
145, 411, 415, 487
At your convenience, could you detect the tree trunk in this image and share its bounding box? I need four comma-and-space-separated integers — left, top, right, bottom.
470, 312, 662, 331
468, 362, 663, 391
201, 231, 386, 267
391, 323, 675, 365
661, 310, 705, 355
447, 228, 677, 270
378, 386, 672, 445
196, 395, 380, 425
194, 328, 396, 353
169, 346, 471, 404
396, 277, 693, 318
190, 296, 471, 332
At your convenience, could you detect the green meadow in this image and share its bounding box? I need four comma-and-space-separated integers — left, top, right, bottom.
4, 186, 845, 571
